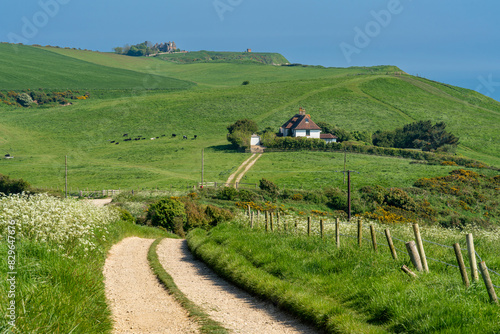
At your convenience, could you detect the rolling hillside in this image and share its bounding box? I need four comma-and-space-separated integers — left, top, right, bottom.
0, 44, 499, 190
156, 50, 289, 65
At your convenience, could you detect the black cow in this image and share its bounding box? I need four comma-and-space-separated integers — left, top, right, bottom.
110, 141, 115, 143
115, 142, 119, 145
172, 134, 177, 138
123, 134, 128, 137
194, 135, 198, 139
183, 135, 188, 139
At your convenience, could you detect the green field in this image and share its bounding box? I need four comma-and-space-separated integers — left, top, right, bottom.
156, 50, 289, 65
0, 43, 499, 191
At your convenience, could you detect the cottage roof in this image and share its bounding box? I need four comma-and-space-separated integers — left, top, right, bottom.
320, 133, 338, 139
281, 111, 321, 131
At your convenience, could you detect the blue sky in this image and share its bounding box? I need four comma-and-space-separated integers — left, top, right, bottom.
2, 0, 500, 100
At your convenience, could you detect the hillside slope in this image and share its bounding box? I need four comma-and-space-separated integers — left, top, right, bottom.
156, 50, 289, 65
0, 45, 498, 189
0, 43, 195, 90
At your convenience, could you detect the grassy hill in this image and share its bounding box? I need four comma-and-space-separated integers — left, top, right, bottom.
156, 50, 289, 65
0, 44, 498, 192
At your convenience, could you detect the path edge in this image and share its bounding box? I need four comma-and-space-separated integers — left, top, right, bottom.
147, 238, 229, 334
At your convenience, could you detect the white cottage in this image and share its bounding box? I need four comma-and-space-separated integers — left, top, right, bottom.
279, 108, 337, 143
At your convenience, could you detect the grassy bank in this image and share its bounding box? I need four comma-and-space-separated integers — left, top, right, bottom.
0, 194, 174, 333
187, 220, 500, 333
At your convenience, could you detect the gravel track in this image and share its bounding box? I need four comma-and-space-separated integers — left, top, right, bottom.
103, 237, 199, 334
157, 238, 320, 334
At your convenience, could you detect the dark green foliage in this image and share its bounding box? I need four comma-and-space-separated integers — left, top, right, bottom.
0, 174, 30, 194
383, 188, 417, 211
205, 205, 233, 226
259, 178, 279, 198
182, 199, 209, 230
146, 198, 186, 233
373, 120, 459, 151
360, 185, 386, 204
316, 121, 351, 142
157, 51, 289, 65
227, 119, 259, 149
117, 208, 135, 223
217, 187, 238, 201
242, 80, 250, 85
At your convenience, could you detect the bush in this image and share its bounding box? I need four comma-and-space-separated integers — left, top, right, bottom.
146, 198, 186, 233
0, 174, 30, 194
183, 199, 209, 230
217, 187, 238, 201
17, 93, 33, 107
259, 178, 279, 198
383, 188, 417, 212
205, 205, 233, 226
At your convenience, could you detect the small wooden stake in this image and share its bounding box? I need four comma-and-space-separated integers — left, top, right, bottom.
270, 212, 274, 232
479, 261, 498, 304
453, 243, 470, 288
320, 219, 324, 239
357, 218, 362, 247
335, 218, 340, 249
370, 224, 377, 252
265, 211, 268, 232
406, 241, 423, 272
307, 217, 311, 236
385, 229, 397, 260
467, 234, 479, 282
250, 211, 254, 229
413, 224, 429, 272
401, 265, 417, 278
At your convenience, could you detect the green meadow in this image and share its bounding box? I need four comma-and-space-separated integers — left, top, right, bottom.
0, 43, 499, 191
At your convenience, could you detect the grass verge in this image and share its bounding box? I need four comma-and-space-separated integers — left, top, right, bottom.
147, 238, 228, 334
187, 222, 500, 334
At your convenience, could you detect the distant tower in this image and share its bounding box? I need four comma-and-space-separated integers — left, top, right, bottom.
246, 48, 252, 53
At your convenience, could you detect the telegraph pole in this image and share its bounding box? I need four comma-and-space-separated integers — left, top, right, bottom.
65, 155, 68, 198
347, 170, 351, 221
201, 148, 204, 188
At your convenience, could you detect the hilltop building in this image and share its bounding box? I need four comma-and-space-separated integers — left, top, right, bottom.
279, 108, 337, 143
153, 41, 178, 53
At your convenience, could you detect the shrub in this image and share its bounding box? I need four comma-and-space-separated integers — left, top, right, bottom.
205, 205, 233, 226
217, 187, 238, 200
17, 93, 33, 107
383, 188, 417, 212
291, 193, 303, 201
259, 178, 279, 198
238, 189, 259, 202
183, 199, 209, 230
0, 174, 30, 194
146, 198, 186, 233
360, 185, 386, 204
242, 80, 250, 85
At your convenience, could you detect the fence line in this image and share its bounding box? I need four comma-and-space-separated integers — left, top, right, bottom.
243, 210, 500, 294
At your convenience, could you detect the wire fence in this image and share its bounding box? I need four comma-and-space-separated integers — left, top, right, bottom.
243, 210, 500, 293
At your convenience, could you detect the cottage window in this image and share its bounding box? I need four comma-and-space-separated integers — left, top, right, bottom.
306, 130, 310, 136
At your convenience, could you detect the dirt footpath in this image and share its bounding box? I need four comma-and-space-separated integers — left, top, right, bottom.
103, 237, 199, 334
157, 238, 320, 334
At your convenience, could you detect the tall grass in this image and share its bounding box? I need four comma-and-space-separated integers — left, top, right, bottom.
0, 194, 174, 333
187, 217, 500, 333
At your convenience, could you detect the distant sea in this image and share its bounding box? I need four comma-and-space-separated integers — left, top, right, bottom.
409, 70, 500, 103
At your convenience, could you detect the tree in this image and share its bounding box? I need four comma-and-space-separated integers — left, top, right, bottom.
146, 198, 186, 232
113, 47, 123, 54
227, 119, 258, 134
227, 119, 258, 149
16, 93, 33, 107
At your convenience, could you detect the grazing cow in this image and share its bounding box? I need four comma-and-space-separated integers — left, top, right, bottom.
124, 138, 131, 142
172, 134, 176, 138
110, 141, 115, 143
151, 138, 155, 140
161, 134, 166, 137
123, 134, 128, 137
156, 137, 159, 139
5, 154, 10, 157
183, 135, 188, 139
141, 138, 145, 140
194, 135, 197, 139
115, 142, 119, 145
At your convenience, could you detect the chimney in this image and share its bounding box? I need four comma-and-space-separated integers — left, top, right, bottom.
299, 107, 306, 115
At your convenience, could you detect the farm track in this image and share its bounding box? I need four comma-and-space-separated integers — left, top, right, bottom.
157, 238, 320, 334
103, 237, 199, 333
225, 153, 262, 187
103, 237, 319, 333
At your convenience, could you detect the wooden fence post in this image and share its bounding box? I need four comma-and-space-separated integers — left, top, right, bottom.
453, 243, 470, 288
277, 211, 280, 228
479, 261, 498, 304
265, 211, 268, 232
405, 241, 423, 272
270, 212, 274, 232
357, 218, 362, 247
320, 219, 324, 239
370, 225, 377, 252
307, 217, 311, 236
247, 205, 251, 216
413, 224, 429, 272
335, 218, 340, 249
250, 211, 254, 228
466, 234, 479, 282
385, 229, 398, 260
401, 265, 417, 278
